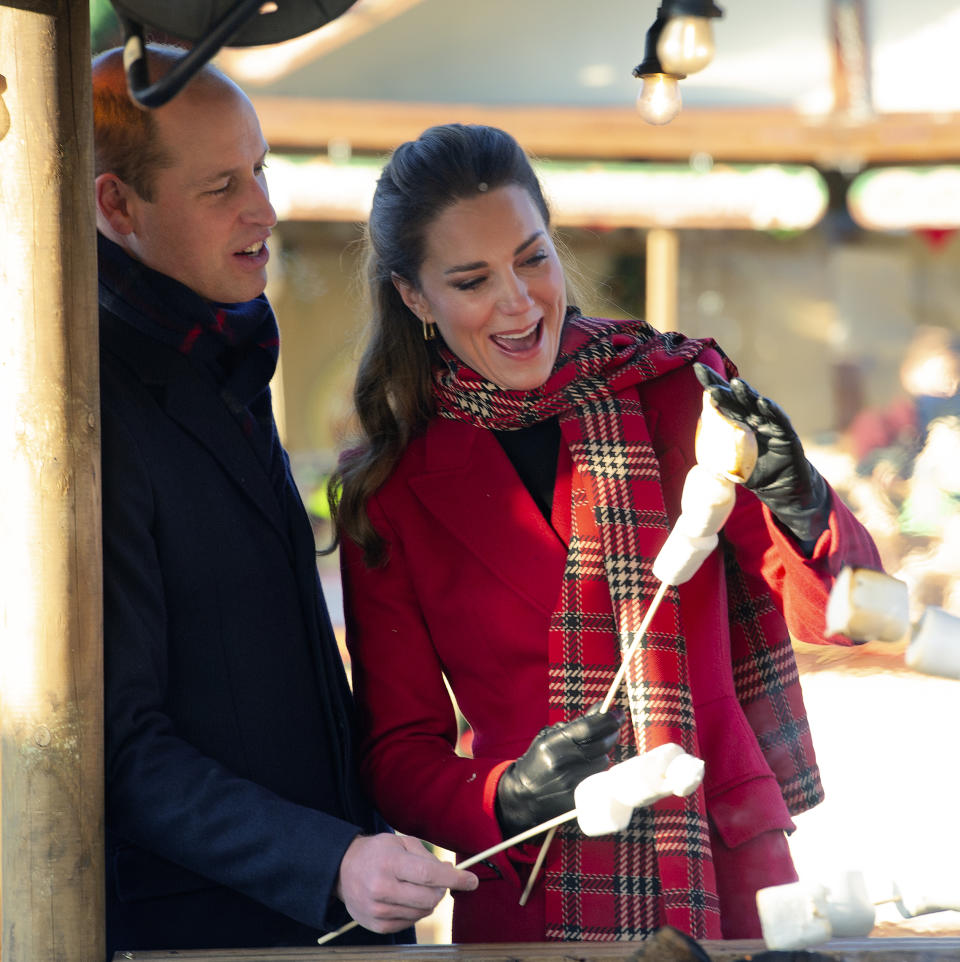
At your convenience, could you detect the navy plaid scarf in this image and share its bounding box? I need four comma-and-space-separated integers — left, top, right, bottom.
97, 233, 286, 502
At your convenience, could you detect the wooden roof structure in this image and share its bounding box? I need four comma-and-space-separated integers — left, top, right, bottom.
209, 0, 960, 166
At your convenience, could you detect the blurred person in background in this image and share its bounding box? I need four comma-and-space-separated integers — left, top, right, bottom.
847, 324, 960, 480
843, 326, 960, 607
329, 123, 882, 943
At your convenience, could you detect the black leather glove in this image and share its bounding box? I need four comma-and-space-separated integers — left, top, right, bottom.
694, 362, 831, 547
495, 707, 624, 839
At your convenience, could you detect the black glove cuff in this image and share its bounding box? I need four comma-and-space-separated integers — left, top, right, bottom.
494, 766, 521, 838
495, 763, 548, 839
763, 464, 831, 545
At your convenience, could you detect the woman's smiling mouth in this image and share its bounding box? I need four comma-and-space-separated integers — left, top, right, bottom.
491, 319, 542, 354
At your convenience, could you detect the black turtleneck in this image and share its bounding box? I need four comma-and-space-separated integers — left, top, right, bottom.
493, 417, 561, 522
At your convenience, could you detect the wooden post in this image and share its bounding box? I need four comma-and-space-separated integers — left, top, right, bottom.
0, 2, 104, 961
645, 228, 678, 333
829, 0, 873, 122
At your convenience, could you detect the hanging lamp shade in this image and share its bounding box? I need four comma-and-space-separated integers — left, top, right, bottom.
109, 0, 359, 47
109, 0, 360, 107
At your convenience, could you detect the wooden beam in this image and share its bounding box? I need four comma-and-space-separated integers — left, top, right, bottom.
0, 1, 104, 960
253, 96, 960, 166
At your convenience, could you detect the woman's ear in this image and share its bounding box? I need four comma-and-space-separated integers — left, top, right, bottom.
391, 272, 428, 321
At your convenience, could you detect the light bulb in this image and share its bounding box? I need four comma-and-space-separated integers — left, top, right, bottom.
657, 15, 715, 75
636, 73, 682, 125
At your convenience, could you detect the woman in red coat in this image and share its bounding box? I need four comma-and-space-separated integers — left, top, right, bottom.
332, 124, 882, 944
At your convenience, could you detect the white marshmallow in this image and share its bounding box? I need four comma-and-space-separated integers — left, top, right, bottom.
825, 566, 910, 642
893, 875, 960, 918
756, 880, 833, 950
694, 390, 758, 484
607, 743, 705, 808
820, 870, 876, 937
676, 464, 737, 539
573, 770, 634, 837
905, 605, 960, 680
663, 752, 706, 798
652, 528, 718, 586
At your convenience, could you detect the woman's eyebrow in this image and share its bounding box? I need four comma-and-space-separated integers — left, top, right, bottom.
443, 231, 544, 275
514, 230, 544, 255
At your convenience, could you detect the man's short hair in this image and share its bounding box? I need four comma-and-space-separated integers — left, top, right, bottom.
91, 45, 225, 202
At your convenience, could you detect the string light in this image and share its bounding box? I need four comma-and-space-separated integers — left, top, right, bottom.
657, 0, 723, 76
633, 13, 685, 125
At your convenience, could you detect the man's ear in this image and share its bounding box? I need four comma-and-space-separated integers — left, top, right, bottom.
95, 173, 138, 235
391, 272, 429, 322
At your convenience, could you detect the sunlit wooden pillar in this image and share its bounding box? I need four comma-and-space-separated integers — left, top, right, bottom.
645, 227, 678, 332
829, 0, 873, 121
0, 1, 104, 960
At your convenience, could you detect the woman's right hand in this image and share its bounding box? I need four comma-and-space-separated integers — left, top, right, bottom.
494, 708, 624, 838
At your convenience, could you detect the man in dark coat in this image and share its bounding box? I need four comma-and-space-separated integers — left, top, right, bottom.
92, 46, 476, 959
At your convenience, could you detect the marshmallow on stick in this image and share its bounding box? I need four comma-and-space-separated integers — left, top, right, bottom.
575, 744, 704, 836
825, 565, 910, 642
676, 463, 738, 539
652, 529, 719, 586
607, 742, 705, 808
695, 387, 759, 484
894, 876, 960, 918
573, 769, 635, 836
652, 391, 756, 586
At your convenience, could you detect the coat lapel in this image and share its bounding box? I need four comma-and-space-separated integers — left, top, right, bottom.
102, 313, 291, 549
163, 375, 291, 547
408, 417, 568, 615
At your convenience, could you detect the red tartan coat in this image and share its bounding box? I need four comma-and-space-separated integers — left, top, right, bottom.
340, 349, 882, 942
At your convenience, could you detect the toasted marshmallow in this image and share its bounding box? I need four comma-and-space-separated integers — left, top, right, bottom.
695, 390, 758, 484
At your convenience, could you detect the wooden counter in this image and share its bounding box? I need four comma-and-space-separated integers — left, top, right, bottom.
112, 937, 960, 961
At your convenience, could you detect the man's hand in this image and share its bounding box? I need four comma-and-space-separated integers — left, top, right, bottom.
335, 833, 478, 934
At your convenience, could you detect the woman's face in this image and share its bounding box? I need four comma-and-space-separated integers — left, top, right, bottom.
396, 184, 567, 391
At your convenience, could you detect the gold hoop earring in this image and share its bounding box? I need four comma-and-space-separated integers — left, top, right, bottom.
422, 319, 437, 341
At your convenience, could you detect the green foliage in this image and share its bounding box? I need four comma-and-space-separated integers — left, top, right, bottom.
91, 0, 123, 54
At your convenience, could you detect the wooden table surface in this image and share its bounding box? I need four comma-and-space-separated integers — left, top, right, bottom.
112, 936, 960, 961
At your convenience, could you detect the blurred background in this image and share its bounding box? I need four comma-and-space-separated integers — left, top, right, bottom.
91, 0, 960, 943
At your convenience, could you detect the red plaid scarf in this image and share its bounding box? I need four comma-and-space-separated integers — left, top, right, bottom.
433, 312, 738, 940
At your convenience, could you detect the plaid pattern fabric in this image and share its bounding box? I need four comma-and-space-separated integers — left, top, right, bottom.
433, 312, 731, 940
722, 540, 825, 814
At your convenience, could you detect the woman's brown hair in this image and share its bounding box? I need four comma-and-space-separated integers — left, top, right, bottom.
328, 123, 554, 566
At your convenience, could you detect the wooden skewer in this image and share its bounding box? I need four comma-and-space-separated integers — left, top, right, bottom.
600, 580, 670, 714
518, 825, 553, 907
317, 809, 579, 945
518, 579, 672, 906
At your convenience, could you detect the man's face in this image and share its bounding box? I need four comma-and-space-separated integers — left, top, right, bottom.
122, 84, 276, 304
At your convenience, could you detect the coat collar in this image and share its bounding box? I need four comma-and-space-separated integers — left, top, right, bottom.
101, 311, 290, 547
407, 416, 568, 614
